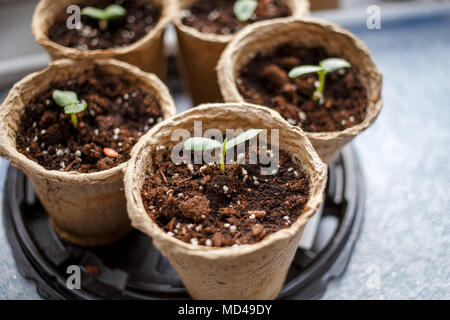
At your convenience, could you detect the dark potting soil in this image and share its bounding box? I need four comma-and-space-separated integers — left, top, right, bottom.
141, 146, 310, 247
48, 0, 161, 50
238, 44, 369, 132
15, 68, 163, 173
181, 0, 290, 35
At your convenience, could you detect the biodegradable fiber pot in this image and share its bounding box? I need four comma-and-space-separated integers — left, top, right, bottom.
0, 59, 176, 246
32, 0, 175, 80
125, 103, 327, 299
173, 0, 309, 105
217, 17, 383, 163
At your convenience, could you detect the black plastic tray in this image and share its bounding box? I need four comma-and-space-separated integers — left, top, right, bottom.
2, 145, 364, 300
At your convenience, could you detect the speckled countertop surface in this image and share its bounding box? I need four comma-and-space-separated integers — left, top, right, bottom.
0, 4, 449, 300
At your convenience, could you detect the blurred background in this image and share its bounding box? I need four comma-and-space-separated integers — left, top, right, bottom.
0, 0, 449, 299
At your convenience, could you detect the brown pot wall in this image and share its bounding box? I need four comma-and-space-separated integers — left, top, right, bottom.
217, 17, 383, 163
174, 0, 310, 105
31, 0, 175, 80
124, 103, 327, 299
0, 59, 176, 246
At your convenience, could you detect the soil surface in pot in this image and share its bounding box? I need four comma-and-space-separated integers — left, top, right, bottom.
15, 68, 163, 173
141, 145, 310, 247
48, 0, 161, 50
181, 0, 290, 35
238, 45, 368, 132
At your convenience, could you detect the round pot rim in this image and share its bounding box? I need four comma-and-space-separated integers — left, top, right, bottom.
31, 0, 176, 57
173, 0, 310, 44
0, 58, 176, 184
125, 102, 327, 259
217, 16, 383, 142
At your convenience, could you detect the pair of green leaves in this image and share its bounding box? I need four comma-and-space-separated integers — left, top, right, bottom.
288, 58, 351, 78
288, 58, 351, 101
234, 0, 258, 22
184, 129, 262, 172
81, 4, 126, 30
52, 90, 87, 129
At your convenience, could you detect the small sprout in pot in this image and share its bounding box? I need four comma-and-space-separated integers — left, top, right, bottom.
234, 0, 258, 22
81, 4, 126, 31
52, 90, 87, 129
288, 58, 351, 102
184, 129, 262, 173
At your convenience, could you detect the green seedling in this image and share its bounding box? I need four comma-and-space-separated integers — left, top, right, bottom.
52, 90, 87, 129
288, 58, 351, 101
81, 4, 126, 31
184, 129, 262, 173
234, 0, 258, 22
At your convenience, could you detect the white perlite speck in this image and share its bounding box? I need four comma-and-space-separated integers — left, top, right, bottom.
230, 225, 236, 232
167, 232, 174, 237
223, 185, 229, 193
242, 168, 248, 175
190, 238, 198, 245
187, 163, 194, 173
288, 167, 293, 172
249, 214, 255, 220
208, 10, 219, 20
205, 239, 212, 247
113, 128, 120, 135
224, 223, 230, 228
283, 216, 290, 221
299, 111, 307, 121
75, 150, 81, 157
195, 225, 202, 232
56, 149, 64, 157
287, 118, 297, 125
